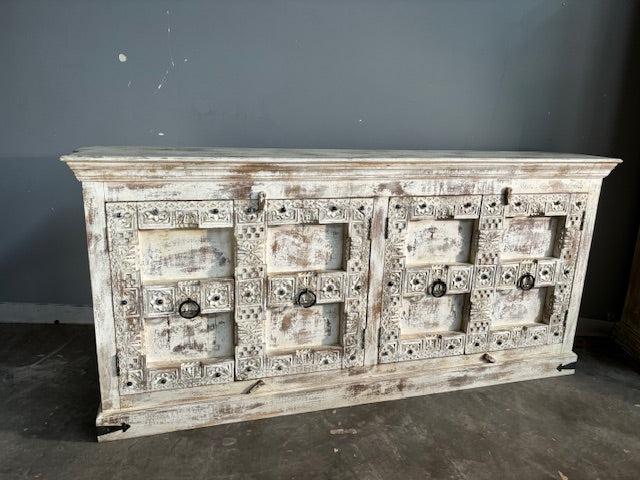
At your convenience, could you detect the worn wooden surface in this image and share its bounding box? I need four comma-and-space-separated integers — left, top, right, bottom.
62, 147, 619, 440
96, 349, 577, 441
81, 182, 120, 411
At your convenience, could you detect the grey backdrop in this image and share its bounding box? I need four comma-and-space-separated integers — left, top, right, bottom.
1, 0, 639, 322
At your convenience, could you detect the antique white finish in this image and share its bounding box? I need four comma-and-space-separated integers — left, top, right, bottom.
62, 147, 619, 441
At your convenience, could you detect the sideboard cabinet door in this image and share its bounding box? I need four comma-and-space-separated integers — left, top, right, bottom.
234, 198, 373, 380
379, 193, 587, 364
485, 192, 587, 352
106, 201, 236, 394
107, 197, 374, 392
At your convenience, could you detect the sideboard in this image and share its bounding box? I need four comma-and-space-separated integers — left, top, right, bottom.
62, 147, 619, 440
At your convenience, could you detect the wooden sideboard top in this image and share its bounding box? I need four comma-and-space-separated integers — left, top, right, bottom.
63, 146, 619, 163
61, 147, 621, 182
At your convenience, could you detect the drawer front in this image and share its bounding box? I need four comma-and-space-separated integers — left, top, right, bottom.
379, 192, 587, 364
106, 198, 373, 393
235, 198, 373, 380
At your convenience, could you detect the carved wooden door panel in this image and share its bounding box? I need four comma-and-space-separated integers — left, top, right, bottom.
233, 198, 373, 380
379, 192, 587, 364
106, 201, 236, 394
379, 195, 482, 363
477, 192, 587, 352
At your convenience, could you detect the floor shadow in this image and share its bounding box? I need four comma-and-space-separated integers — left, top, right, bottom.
0, 324, 100, 443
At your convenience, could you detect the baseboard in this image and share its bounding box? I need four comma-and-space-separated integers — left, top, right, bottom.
0, 302, 93, 324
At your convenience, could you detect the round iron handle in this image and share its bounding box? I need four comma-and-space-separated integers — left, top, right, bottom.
517, 273, 536, 291
430, 279, 447, 298
296, 289, 317, 308
178, 299, 201, 319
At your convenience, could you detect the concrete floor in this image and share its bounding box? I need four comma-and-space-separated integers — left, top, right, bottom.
0, 324, 639, 480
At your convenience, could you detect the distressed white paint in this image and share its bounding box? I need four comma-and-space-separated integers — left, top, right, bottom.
402, 295, 466, 334
501, 217, 558, 259
266, 223, 344, 273
139, 228, 233, 281
61, 147, 619, 440
493, 288, 547, 326
267, 303, 340, 350
144, 312, 233, 364
405, 218, 473, 265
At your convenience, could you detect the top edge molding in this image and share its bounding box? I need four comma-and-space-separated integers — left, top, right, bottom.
61, 147, 621, 182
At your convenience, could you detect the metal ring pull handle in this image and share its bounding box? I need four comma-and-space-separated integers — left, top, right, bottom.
178, 299, 201, 319
517, 273, 535, 291
430, 279, 447, 298
296, 289, 317, 308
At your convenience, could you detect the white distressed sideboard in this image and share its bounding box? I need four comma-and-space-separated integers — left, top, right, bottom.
62, 147, 619, 441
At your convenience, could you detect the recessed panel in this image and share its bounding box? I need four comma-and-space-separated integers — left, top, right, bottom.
405, 219, 473, 265
267, 224, 344, 273
267, 304, 340, 350
501, 217, 558, 260
139, 228, 233, 282
144, 312, 233, 364
493, 289, 546, 327
400, 295, 466, 336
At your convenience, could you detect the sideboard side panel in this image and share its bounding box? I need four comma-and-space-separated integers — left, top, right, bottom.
562, 179, 604, 353
82, 182, 120, 411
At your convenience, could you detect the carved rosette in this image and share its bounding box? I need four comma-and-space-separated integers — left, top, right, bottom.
141, 279, 234, 318
107, 201, 236, 394
137, 201, 233, 229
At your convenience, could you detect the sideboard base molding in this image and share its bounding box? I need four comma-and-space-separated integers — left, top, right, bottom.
96, 350, 577, 441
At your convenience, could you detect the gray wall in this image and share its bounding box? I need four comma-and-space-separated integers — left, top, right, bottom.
1, 0, 639, 321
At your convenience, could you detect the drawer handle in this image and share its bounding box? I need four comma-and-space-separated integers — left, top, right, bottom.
517, 273, 535, 291
296, 289, 317, 308
178, 299, 201, 319
430, 279, 447, 298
